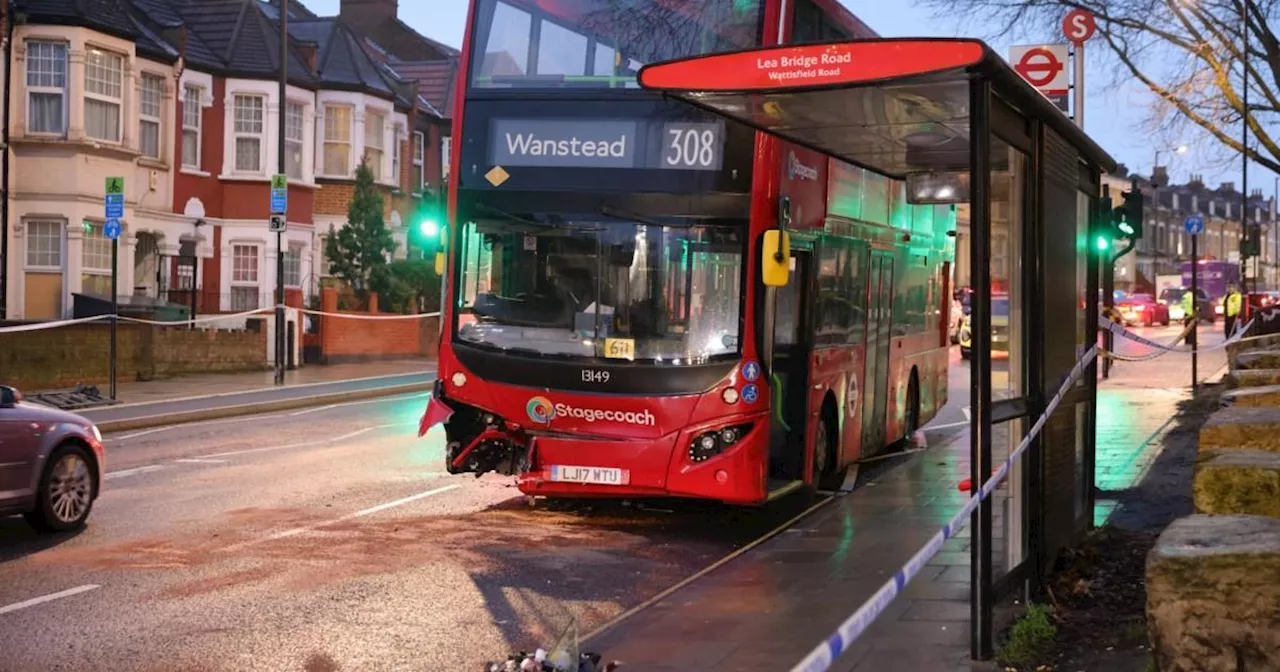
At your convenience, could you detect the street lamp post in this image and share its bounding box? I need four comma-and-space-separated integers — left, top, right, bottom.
1241, 1, 1252, 293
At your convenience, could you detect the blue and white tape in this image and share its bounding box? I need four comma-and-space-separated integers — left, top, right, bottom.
790, 346, 1099, 672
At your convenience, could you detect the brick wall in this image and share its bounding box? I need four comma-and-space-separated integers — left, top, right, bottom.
0, 323, 268, 391
316, 287, 438, 363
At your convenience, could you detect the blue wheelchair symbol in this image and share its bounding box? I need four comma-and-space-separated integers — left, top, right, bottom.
742, 384, 759, 404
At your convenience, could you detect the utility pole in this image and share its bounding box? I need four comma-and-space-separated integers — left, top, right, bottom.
1241, 1, 1252, 294
274, 1, 288, 385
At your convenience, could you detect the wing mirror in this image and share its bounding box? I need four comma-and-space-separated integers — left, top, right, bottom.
0, 385, 23, 408
761, 196, 792, 288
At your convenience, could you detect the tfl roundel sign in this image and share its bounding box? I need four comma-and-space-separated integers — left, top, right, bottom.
1063, 9, 1096, 46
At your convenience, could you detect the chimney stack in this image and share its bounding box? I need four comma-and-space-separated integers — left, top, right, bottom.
1220, 181, 1236, 194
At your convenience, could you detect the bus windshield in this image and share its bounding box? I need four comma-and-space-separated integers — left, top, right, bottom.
455, 215, 744, 364
470, 0, 765, 89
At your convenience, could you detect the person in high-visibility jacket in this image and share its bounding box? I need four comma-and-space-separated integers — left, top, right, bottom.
1181, 290, 1198, 346
1225, 285, 1244, 338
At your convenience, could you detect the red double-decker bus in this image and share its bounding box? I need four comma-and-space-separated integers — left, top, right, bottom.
421, 0, 956, 504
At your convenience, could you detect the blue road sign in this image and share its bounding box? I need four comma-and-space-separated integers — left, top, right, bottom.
1185, 213, 1205, 235
105, 193, 124, 219
742, 384, 759, 404
270, 188, 287, 215
742, 361, 761, 382
104, 218, 121, 240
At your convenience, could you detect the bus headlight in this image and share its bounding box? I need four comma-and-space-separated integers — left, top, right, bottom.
689, 423, 752, 463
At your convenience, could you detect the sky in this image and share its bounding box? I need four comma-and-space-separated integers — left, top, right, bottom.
304, 0, 1274, 197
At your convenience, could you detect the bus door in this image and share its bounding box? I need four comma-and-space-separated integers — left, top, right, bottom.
767, 250, 813, 488
860, 252, 894, 455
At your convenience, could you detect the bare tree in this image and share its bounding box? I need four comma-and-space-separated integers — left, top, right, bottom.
914, 0, 1279, 174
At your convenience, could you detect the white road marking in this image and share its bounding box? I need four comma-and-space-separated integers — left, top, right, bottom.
223, 484, 461, 551
112, 427, 175, 441
0, 585, 100, 616
290, 404, 336, 416
104, 465, 166, 480
330, 427, 374, 442
925, 420, 970, 432
962, 405, 972, 421
174, 458, 229, 464
201, 440, 320, 459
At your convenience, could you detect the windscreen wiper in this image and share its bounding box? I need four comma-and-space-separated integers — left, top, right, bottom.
597, 205, 696, 229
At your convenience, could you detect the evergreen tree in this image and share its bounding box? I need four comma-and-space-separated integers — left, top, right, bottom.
325, 160, 397, 301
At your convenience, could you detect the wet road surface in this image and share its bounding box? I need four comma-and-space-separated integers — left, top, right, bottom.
0, 391, 824, 671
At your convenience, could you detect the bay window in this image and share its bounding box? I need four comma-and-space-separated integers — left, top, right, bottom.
233, 94, 264, 173
323, 104, 352, 176
82, 223, 113, 297
26, 40, 67, 135
412, 130, 424, 192
85, 48, 124, 142
139, 73, 163, 159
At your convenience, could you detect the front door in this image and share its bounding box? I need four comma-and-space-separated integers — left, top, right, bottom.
860, 252, 894, 455
768, 251, 812, 486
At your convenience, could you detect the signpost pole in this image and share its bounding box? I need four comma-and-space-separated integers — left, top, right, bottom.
103, 177, 124, 400
1062, 9, 1095, 128
110, 236, 118, 400
1191, 234, 1199, 393
1073, 43, 1084, 129
275, 5, 288, 386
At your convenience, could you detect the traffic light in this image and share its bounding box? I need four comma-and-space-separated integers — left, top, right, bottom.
1092, 194, 1116, 255
1112, 180, 1144, 240
408, 187, 448, 274
1242, 223, 1261, 258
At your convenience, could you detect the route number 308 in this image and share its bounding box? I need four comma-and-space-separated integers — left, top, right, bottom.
664, 128, 717, 168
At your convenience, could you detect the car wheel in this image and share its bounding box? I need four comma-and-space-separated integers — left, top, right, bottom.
24, 443, 96, 532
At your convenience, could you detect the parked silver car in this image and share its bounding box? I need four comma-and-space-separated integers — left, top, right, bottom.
0, 385, 105, 531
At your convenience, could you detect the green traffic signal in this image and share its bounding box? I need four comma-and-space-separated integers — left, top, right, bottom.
420, 218, 440, 239
1094, 235, 1111, 252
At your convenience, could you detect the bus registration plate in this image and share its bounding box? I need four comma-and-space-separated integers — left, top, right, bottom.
549, 465, 631, 486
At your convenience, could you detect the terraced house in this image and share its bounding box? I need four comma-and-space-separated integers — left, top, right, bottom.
0, 0, 457, 322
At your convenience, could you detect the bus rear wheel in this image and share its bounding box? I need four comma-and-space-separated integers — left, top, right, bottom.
904, 373, 921, 443
814, 411, 844, 491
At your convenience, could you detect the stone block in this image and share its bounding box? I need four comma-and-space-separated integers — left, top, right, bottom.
1200, 406, 1280, 452
1234, 350, 1280, 371
1147, 515, 1280, 671
1229, 369, 1280, 389
1221, 385, 1280, 408
1194, 450, 1280, 517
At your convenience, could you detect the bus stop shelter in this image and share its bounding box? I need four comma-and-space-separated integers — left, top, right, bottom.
637, 38, 1117, 659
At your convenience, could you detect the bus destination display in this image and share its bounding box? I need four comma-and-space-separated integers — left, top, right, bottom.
490, 118, 725, 172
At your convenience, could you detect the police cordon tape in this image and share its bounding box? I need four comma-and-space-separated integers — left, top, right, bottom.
789, 345, 1099, 672
0, 306, 442, 334
1097, 315, 1256, 354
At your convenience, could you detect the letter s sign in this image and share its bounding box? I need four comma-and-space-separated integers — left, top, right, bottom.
1062, 9, 1096, 47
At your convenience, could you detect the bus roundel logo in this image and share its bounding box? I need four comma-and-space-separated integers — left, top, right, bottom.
742, 361, 761, 381
526, 396, 556, 423
742, 384, 760, 404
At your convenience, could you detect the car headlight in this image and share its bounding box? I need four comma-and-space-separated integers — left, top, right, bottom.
90, 425, 102, 442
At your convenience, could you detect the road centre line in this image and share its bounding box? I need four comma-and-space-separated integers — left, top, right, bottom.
104, 465, 165, 480
221, 484, 461, 552
0, 585, 100, 616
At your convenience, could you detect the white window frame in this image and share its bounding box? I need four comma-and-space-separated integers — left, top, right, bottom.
284, 243, 303, 288
412, 130, 425, 192
24, 219, 64, 270
81, 223, 113, 296
84, 47, 125, 143
230, 243, 261, 310
392, 122, 403, 189
233, 94, 265, 174
25, 40, 68, 136
441, 135, 452, 182
182, 84, 202, 169
285, 99, 305, 180
363, 109, 385, 180
323, 104, 353, 177
139, 72, 164, 160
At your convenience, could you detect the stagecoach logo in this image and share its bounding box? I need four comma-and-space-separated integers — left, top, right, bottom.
526, 396, 556, 424
787, 151, 819, 181
525, 396, 657, 426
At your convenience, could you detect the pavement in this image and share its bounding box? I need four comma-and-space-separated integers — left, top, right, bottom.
585, 326, 1215, 671
0, 392, 823, 670
65, 359, 437, 431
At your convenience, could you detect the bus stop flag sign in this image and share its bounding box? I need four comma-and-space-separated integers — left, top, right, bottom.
1009, 44, 1070, 113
